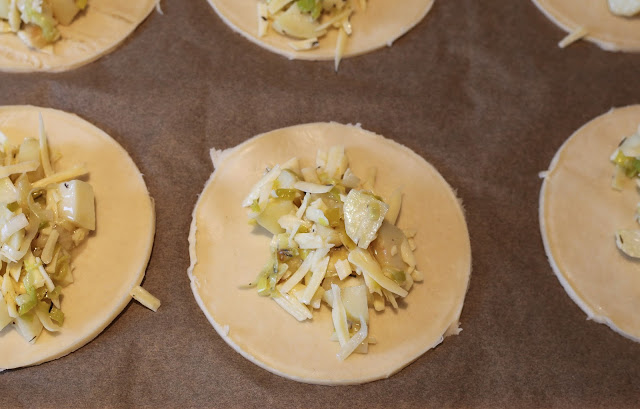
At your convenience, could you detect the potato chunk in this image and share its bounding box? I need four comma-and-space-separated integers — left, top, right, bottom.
58, 180, 95, 230
50, 0, 81, 25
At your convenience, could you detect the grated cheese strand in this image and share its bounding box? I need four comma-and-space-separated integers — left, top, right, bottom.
558, 26, 588, 49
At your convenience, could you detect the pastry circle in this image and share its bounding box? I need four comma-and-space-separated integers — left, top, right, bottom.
540, 105, 640, 342
0, 106, 155, 370
532, 0, 640, 51
0, 0, 157, 72
189, 122, 471, 385
206, 0, 435, 60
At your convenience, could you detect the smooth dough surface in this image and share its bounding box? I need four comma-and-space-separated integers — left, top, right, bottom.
0, 106, 155, 370
532, 0, 640, 51
206, 0, 435, 60
189, 123, 471, 385
0, 0, 156, 72
540, 105, 640, 342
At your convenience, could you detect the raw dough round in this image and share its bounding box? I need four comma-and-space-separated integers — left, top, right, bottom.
0, 0, 157, 72
540, 105, 640, 342
532, 0, 640, 52
206, 0, 435, 60
0, 106, 155, 370
189, 122, 471, 385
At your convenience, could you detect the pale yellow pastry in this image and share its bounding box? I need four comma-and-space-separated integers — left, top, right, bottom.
540, 105, 640, 342
0, 0, 157, 72
0, 105, 155, 370
206, 0, 435, 61
532, 0, 640, 51
189, 122, 471, 385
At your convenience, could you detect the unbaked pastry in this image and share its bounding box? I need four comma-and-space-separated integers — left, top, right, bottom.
206, 0, 435, 61
0, 0, 157, 72
540, 105, 640, 342
0, 105, 155, 370
189, 122, 471, 385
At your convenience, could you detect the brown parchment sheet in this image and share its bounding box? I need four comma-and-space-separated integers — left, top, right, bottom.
1, 0, 640, 407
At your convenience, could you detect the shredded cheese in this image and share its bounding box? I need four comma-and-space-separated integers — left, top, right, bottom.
130, 285, 161, 312
558, 26, 588, 49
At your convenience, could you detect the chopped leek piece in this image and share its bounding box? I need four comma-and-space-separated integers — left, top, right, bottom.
49, 305, 64, 326
17, 286, 37, 316
343, 189, 388, 249
21, 2, 60, 42
34, 301, 60, 331
296, 0, 316, 13
349, 248, 408, 297
275, 188, 299, 200
14, 312, 43, 343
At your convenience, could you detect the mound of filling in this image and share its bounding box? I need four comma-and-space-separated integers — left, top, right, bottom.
610, 125, 640, 257
257, 0, 367, 70
0, 115, 95, 343
243, 145, 422, 360
0, 0, 87, 49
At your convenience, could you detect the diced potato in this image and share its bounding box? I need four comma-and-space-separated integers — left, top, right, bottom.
57, 180, 95, 231
342, 284, 369, 324
8, 0, 20, 32
326, 246, 349, 275
256, 199, 297, 235
16, 138, 40, 164
16, 137, 44, 180
0, 0, 9, 19
0, 294, 12, 330
371, 220, 407, 276
50, 0, 81, 25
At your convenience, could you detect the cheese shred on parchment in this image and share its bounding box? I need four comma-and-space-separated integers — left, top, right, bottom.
130, 285, 161, 312
558, 26, 588, 48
